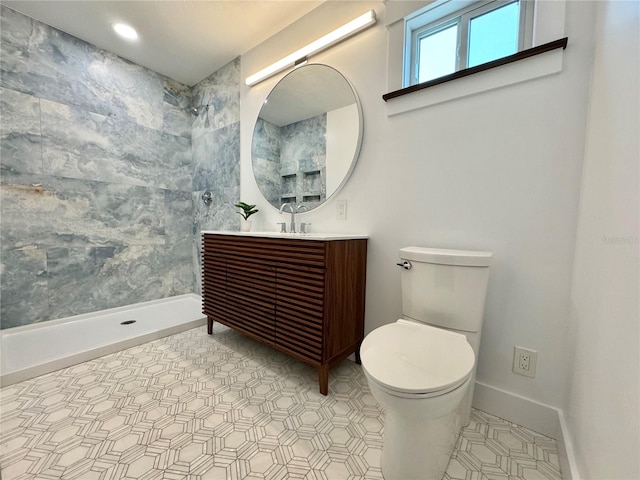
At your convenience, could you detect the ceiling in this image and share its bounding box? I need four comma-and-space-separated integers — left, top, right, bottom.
259, 64, 357, 126
2, 0, 323, 86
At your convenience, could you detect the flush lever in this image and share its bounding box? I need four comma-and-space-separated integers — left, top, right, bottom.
396, 260, 412, 270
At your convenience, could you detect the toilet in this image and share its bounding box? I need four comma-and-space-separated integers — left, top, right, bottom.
360, 246, 492, 480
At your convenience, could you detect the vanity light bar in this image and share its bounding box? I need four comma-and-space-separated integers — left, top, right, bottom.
245, 10, 377, 87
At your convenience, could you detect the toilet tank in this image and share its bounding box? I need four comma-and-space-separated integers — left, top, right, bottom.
400, 247, 492, 333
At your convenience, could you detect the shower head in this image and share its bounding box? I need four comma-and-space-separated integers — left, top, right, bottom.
191, 104, 210, 116
191, 103, 211, 128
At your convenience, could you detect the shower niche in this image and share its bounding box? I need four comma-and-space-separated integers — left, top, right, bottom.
277, 164, 326, 207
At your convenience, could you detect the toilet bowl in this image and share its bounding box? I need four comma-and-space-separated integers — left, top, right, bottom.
361, 319, 475, 480
360, 246, 492, 480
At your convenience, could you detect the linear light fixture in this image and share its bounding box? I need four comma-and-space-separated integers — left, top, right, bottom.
245, 10, 377, 87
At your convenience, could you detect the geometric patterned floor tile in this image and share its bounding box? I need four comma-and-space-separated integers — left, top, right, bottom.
0, 324, 562, 480
444, 410, 562, 480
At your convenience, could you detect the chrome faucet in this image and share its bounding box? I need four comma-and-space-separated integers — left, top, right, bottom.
279, 203, 296, 233
279, 203, 308, 233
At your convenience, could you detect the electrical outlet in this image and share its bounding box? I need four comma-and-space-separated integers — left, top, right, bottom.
513, 346, 537, 377
336, 200, 347, 220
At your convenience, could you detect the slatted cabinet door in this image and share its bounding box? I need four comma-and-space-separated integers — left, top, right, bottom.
225, 257, 275, 345
202, 244, 226, 330
275, 264, 325, 364
202, 233, 367, 395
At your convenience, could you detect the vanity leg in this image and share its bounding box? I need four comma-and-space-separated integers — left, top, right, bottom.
319, 365, 329, 395
207, 317, 213, 335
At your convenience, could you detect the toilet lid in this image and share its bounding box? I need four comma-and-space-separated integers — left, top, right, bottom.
361, 320, 475, 395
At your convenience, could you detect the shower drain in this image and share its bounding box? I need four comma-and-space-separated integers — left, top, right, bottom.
120, 320, 137, 325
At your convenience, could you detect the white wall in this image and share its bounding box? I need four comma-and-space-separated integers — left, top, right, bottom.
241, 1, 596, 413
567, 1, 640, 478
327, 103, 360, 195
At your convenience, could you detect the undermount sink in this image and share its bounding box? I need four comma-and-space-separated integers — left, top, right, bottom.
200, 230, 369, 241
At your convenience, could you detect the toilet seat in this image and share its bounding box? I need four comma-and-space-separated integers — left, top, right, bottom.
361, 320, 475, 397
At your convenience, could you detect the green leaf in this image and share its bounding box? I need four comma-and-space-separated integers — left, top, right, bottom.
235, 201, 258, 219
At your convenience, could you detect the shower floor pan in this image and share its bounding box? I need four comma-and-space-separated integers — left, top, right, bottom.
0, 294, 206, 387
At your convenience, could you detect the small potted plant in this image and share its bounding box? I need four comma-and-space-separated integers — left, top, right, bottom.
235, 201, 258, 232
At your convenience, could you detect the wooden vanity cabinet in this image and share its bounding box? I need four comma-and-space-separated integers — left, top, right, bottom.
202, 233, 367, 395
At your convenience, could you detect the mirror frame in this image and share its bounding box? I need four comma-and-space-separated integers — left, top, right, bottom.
251, 64, 363, 212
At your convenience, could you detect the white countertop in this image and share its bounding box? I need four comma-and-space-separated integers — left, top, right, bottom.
201, 231, 369, 241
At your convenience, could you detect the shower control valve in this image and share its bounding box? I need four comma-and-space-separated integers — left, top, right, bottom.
201, 191, 213, 206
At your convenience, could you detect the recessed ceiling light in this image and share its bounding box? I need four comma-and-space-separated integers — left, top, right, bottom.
113, 23, 138, 41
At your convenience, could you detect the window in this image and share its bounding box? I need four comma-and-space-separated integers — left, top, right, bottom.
405, 0, 534, 86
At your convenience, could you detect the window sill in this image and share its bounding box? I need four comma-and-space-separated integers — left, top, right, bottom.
384, 37, 568, 116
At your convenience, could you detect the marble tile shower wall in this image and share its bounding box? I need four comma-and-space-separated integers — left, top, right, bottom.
251, 115, 326, 208
0, 6, 202, 328
280, 114, 326, 207
252, 117, 283, 206
191, 58, 241, 295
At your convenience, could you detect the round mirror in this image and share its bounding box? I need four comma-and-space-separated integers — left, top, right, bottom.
251, 64, 362, 211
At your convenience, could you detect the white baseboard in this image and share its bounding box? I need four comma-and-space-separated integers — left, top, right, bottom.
472, 381, 559, 437
473, 381, 580, 480
556, 410, 582, 480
